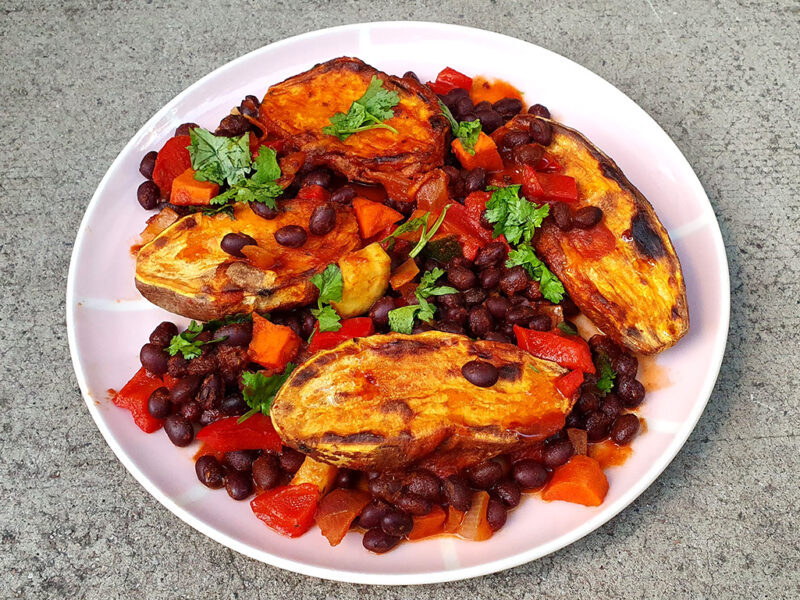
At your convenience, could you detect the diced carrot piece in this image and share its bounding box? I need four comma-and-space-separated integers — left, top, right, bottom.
353, 197, 403, 239
457, 491, 493, 541
541, 455, 609, 506
315, 489, 371, 546
247, 313, 300, 371
443, 506, 465, 534
389, 258, 420, 290
408, 505, 446, 540
169, 168, 220, 206
452, 132, 504, 172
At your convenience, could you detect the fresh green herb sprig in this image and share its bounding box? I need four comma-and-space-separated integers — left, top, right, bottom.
506, 244, 565, 303
209, 146, 283, 208
556, 321, 578, 336
387, 268, 458, 334
409, 205, 451, 258
380, 213, 428, 249
439, 100, 482, 155
238, 363, 296, 423
309, 264, 344, 332
596, 354, 616, 395
166, 320, 226, 360
484, 184, 550, 246
323, 77, 400, 141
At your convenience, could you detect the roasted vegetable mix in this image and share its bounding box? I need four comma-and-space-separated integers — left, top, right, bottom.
119, 60, 687, 553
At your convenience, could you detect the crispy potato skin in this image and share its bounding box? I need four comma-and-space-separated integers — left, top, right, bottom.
135, 199, 360, 321
259, 57, 448, 196
271, 332, 572, 474
502, 115, 688, 354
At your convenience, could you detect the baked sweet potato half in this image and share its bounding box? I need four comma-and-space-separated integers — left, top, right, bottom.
498, 115, 689, 354
135, 198, 360, 321
258, 57, 448, 198
270, 332, 572, 474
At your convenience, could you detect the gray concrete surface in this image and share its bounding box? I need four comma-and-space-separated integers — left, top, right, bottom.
1, 1, 798, 598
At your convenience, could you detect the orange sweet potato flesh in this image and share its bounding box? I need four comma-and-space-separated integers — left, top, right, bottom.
496, 114, 689, 354
541, 454, 609, 506
248, 314, 300, 371
271, 331, 573, 474
135, 198, 360, 321
259, 57, 448, 198
408, 505, 446, 540
170, 168, 219, 206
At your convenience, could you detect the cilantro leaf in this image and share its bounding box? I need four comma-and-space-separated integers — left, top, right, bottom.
209, 146, 283, 208
204, 312, 253, 332
386, 268, 456, 333
250, 146, 281, 184
238, 364, 296, 423
417, 267, 458, 297
323, 76, 400, 141
310, 264, 343, 332
409, 205, 451, 258
506, 244, 565, 303
596, 354, 616, 395
485, 185, 550, 245
166, 320, 226, 360
381, 213, 429, 246
557, 321, 578, 336
201, 203, 236, 219
388, 304, 420, 334
188, 128, 252, 187
438, 100, 482, 155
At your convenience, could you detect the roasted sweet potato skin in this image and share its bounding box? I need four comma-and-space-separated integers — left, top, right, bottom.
270, 332, 572, 474
499, 115, 688, 354
258, 57, 448, 198
135, 199, 360, 321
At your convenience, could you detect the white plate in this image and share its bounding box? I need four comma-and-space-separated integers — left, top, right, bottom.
66, 21, 730, 585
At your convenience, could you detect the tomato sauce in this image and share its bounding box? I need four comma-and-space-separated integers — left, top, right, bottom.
470, 76, 524, 105
588, 440, 632, 468
637, 355, 671, 391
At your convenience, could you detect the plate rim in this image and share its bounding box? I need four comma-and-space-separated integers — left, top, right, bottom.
66, 20, 731, 585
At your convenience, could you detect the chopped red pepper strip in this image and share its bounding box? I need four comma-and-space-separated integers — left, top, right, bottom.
554, 370, 585, 399
196, 414, 282, 454
112, 367, 165, 433
251, 483, 319, 538
427, 67, 473, 95
308, 317, 375, 353
521, 165, 578, 203
514, 325, 596, 374
151, 135, 192, 200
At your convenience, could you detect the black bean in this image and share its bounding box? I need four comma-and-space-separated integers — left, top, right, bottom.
613, 354, 639, 379
589, 334, 623, 359
274, 225, 307, 248
166, 354, 189, 378
461, 112, 478, 123
140, 343, 169, 376
486, 497, 507, 531
476, 267, 499, 290
505, 305, 535, 327
196, 373, 222, 410
529, 314, 552, 332
499, 266, 529, 296
499, 130, 531, 151
164, 415, 193, 446
523, 281, 542, 301
512, 143, 544, 166
359, 500, 391, 529
251, 201, 279, 220
169, 375, 201, 405
396, 493, 432, 516
403, 70, 421, 83
601, 393, 622, 420
442, 475, 472, 511
528, 104, 551, 119
446, 266, 477, 291
368, 472, 404, 502
149, 321, 178, 348
330, 185, 357, 204
303, 168, 333, 189
493, 97, 523, 117
147, 387, 171, 419
279, 447, 305, 474
215, 114, 250, 137
137, 181, 160, 210
576, 389, 600, 414
464, 288, 487, 307
334, 468, 358, 489
585, 411, 613, 442
365, 297, 393, 330
442, 165, 465, 198
474, 241, 506, 268
220, 232, 257, 258
175, 122, 199, 136
442, 87, 470, 108
454, 96, 475, 119
437, 292, 464, 309
363, 528, 401, 553
480, 209, 494, 230
199, 408, 223, 426
565, 409, 584, 429
405, 471, 441, 500
223, 450, 257, 472
412, 322, 434, 335
468, 306, 493, 337
542, 439, 575, 467
380, 508, 413, 537
225, 470, 253, 500
610, 414, 640, 445
512, 459, 549, 490
308, 204, 336, 236
195, 455, 226, 489
484, 295, 510, 320
475, 109, 503, 134
561, 296, 580, 319
462, 360, 499, 387
530, 119, 553, 145
220, 394, 248, 416
492, 479, 521, 507
139, 151, 158, 180
463, 167, 487, 195
436, 321, 466, 335
510, 293, 531, 307
551, 202, 573, 230
572, 206, 603, 229
484, 331, 512, 343
215, 322, 252, 347
239, 97, 259, 118
467, 460, 503, 489
441, 306, 468, 326
617, 376, 646, 408
251, 454, 280, 489
180, 400, 202, 422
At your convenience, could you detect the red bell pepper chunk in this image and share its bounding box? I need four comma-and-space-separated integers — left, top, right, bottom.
112, 367, 165, 433
535, 153, 563, 173
428, 67, 473, 95
514, 325, 596, 374
308, 317, 375, 353
196, 414, 282, 454
296, 184, 330, 203
567, 223, 617, 260
152, 135, 192, 200
554, 370, 585, 399
251, 483, 319, 538
522, 165, 578, 203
